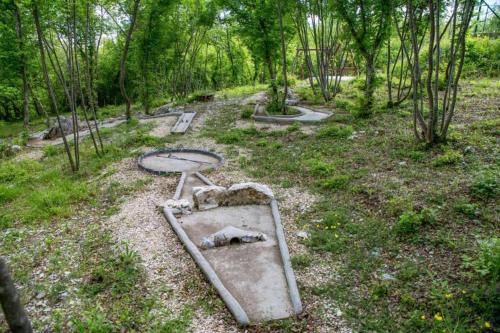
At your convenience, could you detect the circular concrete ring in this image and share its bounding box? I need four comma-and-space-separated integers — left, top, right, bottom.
138, 148, 224, 175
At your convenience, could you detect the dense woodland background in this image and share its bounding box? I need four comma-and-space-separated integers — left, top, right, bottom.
0, 0, 499, 332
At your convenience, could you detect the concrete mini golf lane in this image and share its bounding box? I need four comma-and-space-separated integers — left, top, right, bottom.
138, 149, 301, 325
179, 205, 294, 322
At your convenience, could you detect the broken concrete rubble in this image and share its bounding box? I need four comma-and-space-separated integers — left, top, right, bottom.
200, 226, 267, 249
191, 182, 274, 211
192, 185, 226, 211
160, 198, 192, 215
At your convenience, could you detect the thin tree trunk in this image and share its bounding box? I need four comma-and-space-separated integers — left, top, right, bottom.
277, 0, 288, 114
0, 257, 32, 333
32, 1, 76, 172
84, 0, 104, 152
364, 55, 376, 114
120, 0, 141, 121
13, 3, 30, 129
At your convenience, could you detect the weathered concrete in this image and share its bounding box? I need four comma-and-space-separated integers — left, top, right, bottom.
138, 149, 223, 174
223, 183, 274, 206
252, 105, 331, 124
179, 204, 295, 322
153, 163, 302, 325
193, 185, 227, 210
171, 112, 196, 134
200, 226, 267, 249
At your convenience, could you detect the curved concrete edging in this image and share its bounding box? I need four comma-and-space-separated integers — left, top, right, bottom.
162, 206, 250, 326
26, 113, 181, 148
271, 199, 303, 314
252, 105, 332, 124
137, 148, 225, 176
173, 172, 187, 200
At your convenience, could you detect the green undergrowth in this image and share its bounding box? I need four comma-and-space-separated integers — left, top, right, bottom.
202, 79, 499, 332
0, 121, 187, 331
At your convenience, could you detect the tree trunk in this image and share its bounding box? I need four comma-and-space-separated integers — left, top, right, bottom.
13, 3, 30, 129
0, 257, 32, 333
363, 55, 376, 116
277, 0, 288, 114
32, 1, 76, 172
120, 0, 141, 121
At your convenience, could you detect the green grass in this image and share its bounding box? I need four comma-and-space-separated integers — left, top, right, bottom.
0, 121, 185, 332
215, 83, 267, 99
201, 78, 500, 332
0, 77, 498, 332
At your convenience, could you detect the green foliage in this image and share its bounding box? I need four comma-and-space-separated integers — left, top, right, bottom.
291, 255, 312, 269
386, 197, 413, 217
42, 145, 58, 158
318, 175, 350, 190
215, 130, 243, 144
304, 159, 334, 176
464, 37, 500, 77
453, 198, 479, 218
463, 237, 500, 282
317, 124, 353, 138
240, 106, 254, 119
432, 149, 462, 167
395, 208, 436, 236
470, 170, 499, 200
0, 142, 14, 158
84, 244, 141, 296
71, 306, 115, 333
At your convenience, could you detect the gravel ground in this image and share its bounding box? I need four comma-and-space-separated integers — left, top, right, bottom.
7, 94, 352, 332
100, 97, 352, 331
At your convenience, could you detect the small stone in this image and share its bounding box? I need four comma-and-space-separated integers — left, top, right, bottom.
160, 199, 193, 214
382, 273, 396, 281
296, 231, 310, 239
464, 146, 475, 154
11, 144, 21, 151
398, 161, 407, 166
35, 291, 46, 299
336, 309, 343, 317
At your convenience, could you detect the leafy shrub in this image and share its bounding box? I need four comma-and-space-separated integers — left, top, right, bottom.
0, 184, 20, 203
42, 145, 58, 158
395, 211, 423, 235
319, 175, 350, 190
453, 198, 480, 218
432, 149, 462, 167
84, 244, 141, 296
470, 170, 499, 200
463, 237, 500, 282
0, 142, 14, 158
317, 125, 353, 139
277, 74, 297, 87
304, 159, 334, 176
334, 99, 354, 111
463, 37, 500, 77
214, 126, 261, 145
386, 197, 413, 217
291, 255, 312, 269
395, 208, 437, 236
241, 107, 254, 119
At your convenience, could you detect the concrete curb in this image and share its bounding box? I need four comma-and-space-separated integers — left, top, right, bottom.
162, 206, 250, 326
173, 172, 187, 200
271, 199, 303, 314
137, 148, 224, 176
252, 105, 331, 124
